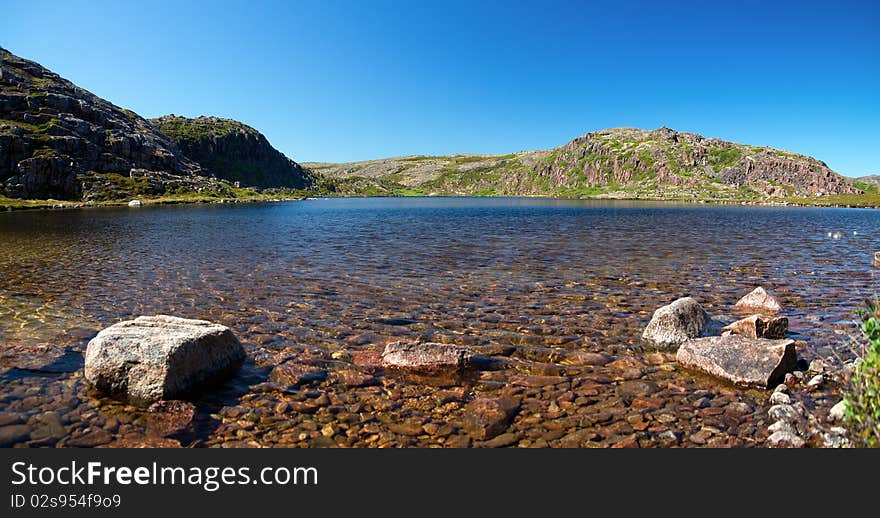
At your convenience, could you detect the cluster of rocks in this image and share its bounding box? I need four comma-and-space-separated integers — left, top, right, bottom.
77, 296, 853, 449
642, 287, 794, 389
764, 359, 851, 448
641, 287, 855, 448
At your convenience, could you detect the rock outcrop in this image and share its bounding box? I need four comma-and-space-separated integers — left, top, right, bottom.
84, 315, 245, 403
529, 127, 860, 197
0, 47, 203, 200
314, 127, 861, 198
642, 297, 709, 349
151, 115, 316, 189
676, 335, 797, 388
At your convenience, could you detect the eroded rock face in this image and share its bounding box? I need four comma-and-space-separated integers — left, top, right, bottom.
84, 315, 245, 403
381, 341, 471, 371
722, 314, 788, 339
676, 335, 796, 389
642, 297, 709, 349
734, 287, 781, 313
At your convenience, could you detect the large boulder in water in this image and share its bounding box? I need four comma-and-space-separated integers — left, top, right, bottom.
676, 335, 796, 389
84, 315, 245, 403
642, 297, 709, 349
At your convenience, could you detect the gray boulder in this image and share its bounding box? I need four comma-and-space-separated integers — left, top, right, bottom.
84, 315, 245, 403
676, 335, 797, 389
642, 297, 709, 349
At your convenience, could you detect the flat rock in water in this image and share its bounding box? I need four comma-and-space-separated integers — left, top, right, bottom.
642, 297, 709, 349
676, 335, 796, 389
734, 287, 781, 313
722, 315, 788, 339
381, 341, 471, 371
84, 315, 245, 403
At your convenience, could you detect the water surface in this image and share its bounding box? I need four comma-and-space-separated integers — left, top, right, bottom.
1, 197, 877, 447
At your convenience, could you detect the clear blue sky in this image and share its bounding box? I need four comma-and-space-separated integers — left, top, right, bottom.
2, 0, 877, 176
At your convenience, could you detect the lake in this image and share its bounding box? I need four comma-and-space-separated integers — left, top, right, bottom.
1, 197, 877, 447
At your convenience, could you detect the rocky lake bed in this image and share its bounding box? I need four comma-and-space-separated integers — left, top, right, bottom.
1, 197, 877, 448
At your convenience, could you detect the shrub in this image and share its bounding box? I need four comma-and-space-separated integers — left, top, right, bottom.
845, 300, 880, 447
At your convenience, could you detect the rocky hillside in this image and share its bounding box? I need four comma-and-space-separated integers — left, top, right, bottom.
313, 128, 860, 199
527, 127, 859, 198
0, 47, 212, 200
306, 152, 545, 196
151, 115, 315, 189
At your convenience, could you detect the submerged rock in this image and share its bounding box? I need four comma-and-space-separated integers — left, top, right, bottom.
145, 400, 196, 437
722, 314, 788, 339
381, 341, 471, 371
734, 287, 782, 313
641, 297, 709, 349
0, 424, 30, 447
268, 361, 327, 388
84, 315, 245, 403
462, 397, 520, 440
676, 335, 797, 388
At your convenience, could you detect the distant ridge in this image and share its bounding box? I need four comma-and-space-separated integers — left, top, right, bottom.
309, 127, 860, 198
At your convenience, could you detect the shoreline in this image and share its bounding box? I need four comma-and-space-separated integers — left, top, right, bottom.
3, 192, 880, 213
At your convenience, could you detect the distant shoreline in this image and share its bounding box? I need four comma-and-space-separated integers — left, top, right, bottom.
4, 192, 880, 213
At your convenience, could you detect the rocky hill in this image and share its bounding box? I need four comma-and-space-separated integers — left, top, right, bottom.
528, 127, 858, 198
0, 47, 212, 201
151, 115, 315, 189
313, 127, 859, 198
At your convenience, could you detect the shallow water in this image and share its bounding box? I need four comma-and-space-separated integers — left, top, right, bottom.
0, 197, 877, 447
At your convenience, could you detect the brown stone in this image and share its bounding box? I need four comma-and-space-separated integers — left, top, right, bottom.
66, 429, 113, 447
462, 397, 520, 440
268, 361, 327, 387
145, 400, 196, 437
677, 335, 797, 389
734, 287, 781, 313
560, 351, 610, 366
722, 315, 788, 339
